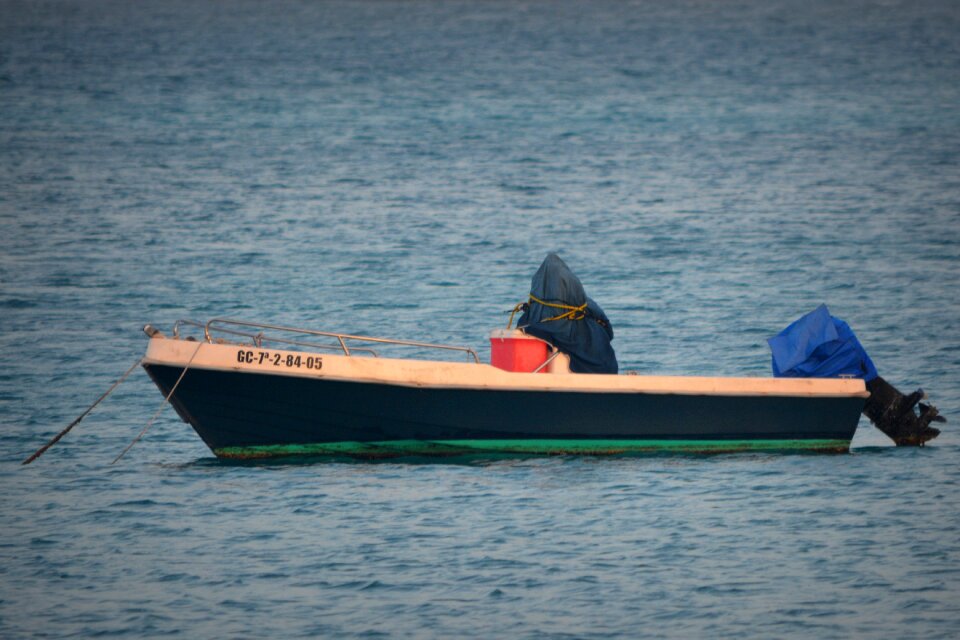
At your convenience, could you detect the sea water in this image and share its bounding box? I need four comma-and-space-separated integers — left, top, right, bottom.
2, 0, 959, 637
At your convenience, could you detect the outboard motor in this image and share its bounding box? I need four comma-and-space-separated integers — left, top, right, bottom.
769, 304, 945, 445
861, 377, 944, 446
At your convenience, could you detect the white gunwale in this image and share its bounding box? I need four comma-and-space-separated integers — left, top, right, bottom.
144, 337, 870, 399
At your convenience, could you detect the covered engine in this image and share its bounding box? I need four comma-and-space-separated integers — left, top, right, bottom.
769, 304, 944, 445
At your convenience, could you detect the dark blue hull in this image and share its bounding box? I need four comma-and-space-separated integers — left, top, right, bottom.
144, 364, 866, 458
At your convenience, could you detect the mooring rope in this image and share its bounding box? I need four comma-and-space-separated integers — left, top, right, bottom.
21, 357, 144, 465
111, 342, 203, 465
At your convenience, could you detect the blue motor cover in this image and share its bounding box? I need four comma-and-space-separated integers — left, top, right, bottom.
768, 304, 877, 380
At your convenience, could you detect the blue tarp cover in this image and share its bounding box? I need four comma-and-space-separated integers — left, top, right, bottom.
517, 253, 618, 374
768, 304, 877, 380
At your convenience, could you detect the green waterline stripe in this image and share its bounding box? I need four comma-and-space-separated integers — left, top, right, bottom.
214, 438, 851, 459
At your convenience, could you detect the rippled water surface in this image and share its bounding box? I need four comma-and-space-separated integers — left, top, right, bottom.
2, 0, 959, 637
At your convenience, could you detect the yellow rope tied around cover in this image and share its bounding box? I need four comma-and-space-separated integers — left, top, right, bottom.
506, 302, 526, 329
506, 295, 589, 328
529, 294, 588, 322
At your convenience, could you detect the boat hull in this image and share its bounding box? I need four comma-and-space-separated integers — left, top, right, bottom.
143, 340, 867, 458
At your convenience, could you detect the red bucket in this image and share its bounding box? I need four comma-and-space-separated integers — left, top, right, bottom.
489, 329, 550, 373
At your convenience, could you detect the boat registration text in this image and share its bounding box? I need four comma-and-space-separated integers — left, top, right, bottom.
236, 349, 324, 370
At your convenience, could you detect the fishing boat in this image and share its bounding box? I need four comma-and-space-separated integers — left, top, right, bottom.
141, 318, 870, 459
139, 254, 942, 459
18, 256, 940, 466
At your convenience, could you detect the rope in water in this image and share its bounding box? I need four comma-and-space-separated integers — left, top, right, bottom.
111, 341, 203, 465
21, 357, 144, 465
